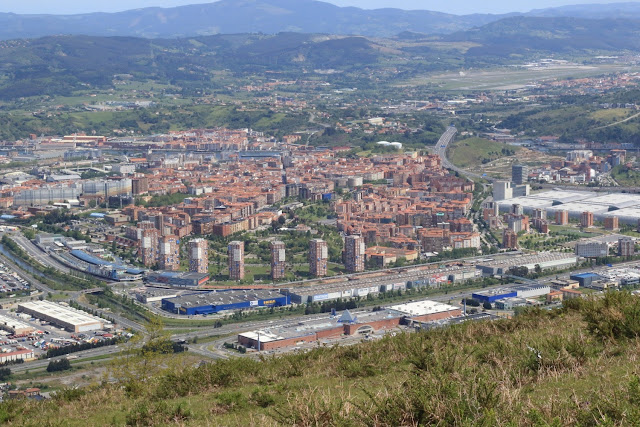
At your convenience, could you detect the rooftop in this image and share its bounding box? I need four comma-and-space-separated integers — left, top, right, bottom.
387, 300, 459, 317
163, 289, 286, 308
18, 301, 104, 327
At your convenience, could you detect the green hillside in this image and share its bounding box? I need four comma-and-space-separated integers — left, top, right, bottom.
449, 137, 520, 168
2, 292, 640, 425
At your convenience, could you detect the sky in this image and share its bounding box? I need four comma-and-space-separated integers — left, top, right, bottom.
0, 0, 634, 15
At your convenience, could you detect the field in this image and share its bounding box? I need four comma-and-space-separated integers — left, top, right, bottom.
448, 137, 520, 168
448, 137, 563, 179
2, 293, 640, 425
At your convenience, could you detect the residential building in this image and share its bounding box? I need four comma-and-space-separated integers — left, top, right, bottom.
344, 235, 365, 273
503, 229, 518, 249
309, 239, 328, 277
580, 211, 594, 228
270, 241, 286, 280
228, 241, 245, 280
555, 210, 569, 225
140, 228, 159, 267
604, 216, 619, 231
158, 235, 180, 271
188, 238, 209, 274
619, 237, 635, 257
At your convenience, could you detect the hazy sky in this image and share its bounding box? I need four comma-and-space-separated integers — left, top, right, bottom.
0, 0, 634, 15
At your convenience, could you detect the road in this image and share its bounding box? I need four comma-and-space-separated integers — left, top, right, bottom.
434, 126, 491, 181
10, 233, 72, 274
0, 234, 145, 333
592, 111, 640, 130
10, 345, 123, 373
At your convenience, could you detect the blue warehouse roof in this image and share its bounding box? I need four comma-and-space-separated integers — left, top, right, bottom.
70, 250, 143, 275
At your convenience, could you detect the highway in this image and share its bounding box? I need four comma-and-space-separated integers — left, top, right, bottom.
434, 126, 493, 182
10, 233, 73, 274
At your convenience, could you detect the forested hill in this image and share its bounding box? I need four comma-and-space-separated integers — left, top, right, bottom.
0, 0, 506, 40
443, 16, 640, 56
1, 16, 640, 101
3, 1, 640, 40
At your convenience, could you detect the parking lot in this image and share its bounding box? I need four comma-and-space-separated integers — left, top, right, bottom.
0, 309, 119, 361
0, 260, 30, 295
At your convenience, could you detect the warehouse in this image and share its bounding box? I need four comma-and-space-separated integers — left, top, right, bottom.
146, 271, 209, 288
238, 309, 405, 351
0, 348, 34, 364
0, 313, 35, 335
512, 284, 551, 298
239, 299, 463, 351
17, 301, 105, 333
162, 290, 290, 315
475, 252, 578, 276
285, 282, 381, 304
472, 289, 518, 303
570, 272, 601, 288
388, 300, 462, 324
134, 287, 180, 304
494, 297, 528, 310
497, 190, 640, 225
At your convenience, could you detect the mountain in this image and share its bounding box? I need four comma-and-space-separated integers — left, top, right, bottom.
0, 0, 508, 40
529, 2, 640, 19
0, 33, 395, 100
0, 15, 640, 101
443, 16, 640, 57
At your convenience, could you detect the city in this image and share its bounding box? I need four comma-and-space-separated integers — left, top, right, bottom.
0, 0, 639, 425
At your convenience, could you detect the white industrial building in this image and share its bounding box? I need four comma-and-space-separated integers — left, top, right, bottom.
387, 300, 460, 318
497, 190, 640, 224
476, 252, 578, 275
0, 313, 35, 335
17, 301, 106, 333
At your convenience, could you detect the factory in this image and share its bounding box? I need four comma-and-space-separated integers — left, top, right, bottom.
52, 249, 144, 282
475, 252, 578, 276
472, 284, 550, 303
570, 272, 601, 288
387, 300, 463, 323
134, 287, 180, 304
0, 313, 36, 335
17, 301, 106, 333
497, 190, 640, 225
238, 299, 461, 351
285, 266, 480, 305
145, 271, 210, 288
286, 282, 382, 304
161, 290, 290, 315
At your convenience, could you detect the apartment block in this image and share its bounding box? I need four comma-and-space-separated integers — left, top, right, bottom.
188, 238, 209, 274
270, 241, 286, 280
158, 235, 180, 271
344, 235, 365, 273
309, 239, 328, 277
228, 241, 245, 280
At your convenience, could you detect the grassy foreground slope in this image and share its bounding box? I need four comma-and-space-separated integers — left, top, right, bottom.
3, 292, 640, 426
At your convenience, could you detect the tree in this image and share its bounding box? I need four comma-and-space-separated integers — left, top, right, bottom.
47, 358, 71, 372
0, 367, 10, 381
483, 302, 492, 310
